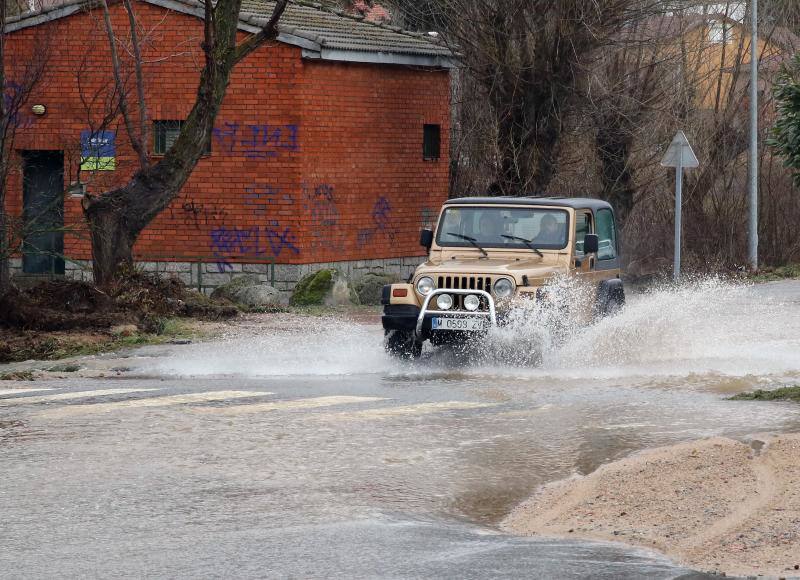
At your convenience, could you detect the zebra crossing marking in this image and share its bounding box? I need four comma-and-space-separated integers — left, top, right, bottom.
316, 401, 498, 420
38, 390, 271, 419
0, 388, 53, 397
190, 395, 386, 415
0, 388, 158, 406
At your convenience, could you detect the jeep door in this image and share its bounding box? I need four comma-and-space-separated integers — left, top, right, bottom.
572, 208, 620, 318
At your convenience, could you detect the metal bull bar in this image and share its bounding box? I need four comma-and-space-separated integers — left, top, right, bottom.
416, 289, 497, 338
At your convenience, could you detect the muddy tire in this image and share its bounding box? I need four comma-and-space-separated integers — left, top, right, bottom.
385, 329, 422, 359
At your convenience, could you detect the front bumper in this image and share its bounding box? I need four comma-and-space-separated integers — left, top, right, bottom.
415, 289, 497, 339
382, 290, 499, 340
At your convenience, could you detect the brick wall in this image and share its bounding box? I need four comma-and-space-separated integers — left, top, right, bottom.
3, 0, 449, 279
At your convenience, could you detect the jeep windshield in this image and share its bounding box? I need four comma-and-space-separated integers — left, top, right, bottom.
436, 207, 569, 250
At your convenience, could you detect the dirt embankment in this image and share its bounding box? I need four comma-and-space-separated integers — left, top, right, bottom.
0, 274, 237, 363
502, 435, 800, 578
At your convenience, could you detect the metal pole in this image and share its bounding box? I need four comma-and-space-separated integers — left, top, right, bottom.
748, 0, 759, 270
674, 156, 683, 282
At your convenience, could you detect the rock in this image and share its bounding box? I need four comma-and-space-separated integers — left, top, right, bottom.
211, 275, 281, 309
231, 284, 282, 309
351, 272, 399, 305
290, 269, 337, 306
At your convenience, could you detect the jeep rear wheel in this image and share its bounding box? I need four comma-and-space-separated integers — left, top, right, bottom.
385, 329, 422, 359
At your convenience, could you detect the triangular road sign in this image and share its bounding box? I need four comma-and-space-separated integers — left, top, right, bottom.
660, 131, 700, 168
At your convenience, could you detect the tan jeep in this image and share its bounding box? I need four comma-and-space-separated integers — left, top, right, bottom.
381, 196, 625, 358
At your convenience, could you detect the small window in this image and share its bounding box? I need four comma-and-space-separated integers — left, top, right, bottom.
574, 211, 592, 256
423, 124, 441, 160
708, 21, 728, 44
153, 120, 211, 155
596, 208, 618, 260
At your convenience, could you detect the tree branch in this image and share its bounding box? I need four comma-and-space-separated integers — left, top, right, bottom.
233, 0, 289, 65
99, 0, 148, 168
122, 0, 149, 162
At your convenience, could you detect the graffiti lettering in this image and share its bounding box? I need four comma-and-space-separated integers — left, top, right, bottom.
3, 81, 35, 129
172, 197, 229, 229
209, 224, 299, 272
304, 183, 345, 252
358, 196, 397, 247
213, 122, 299, 159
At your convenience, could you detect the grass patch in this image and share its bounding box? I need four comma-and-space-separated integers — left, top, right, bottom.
0, 370, 35, 381
749, 264, 800, 283
46, 363, 81, 373
729, 386, 800, 402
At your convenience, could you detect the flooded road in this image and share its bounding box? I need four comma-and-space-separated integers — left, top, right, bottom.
2, 279, 800, 578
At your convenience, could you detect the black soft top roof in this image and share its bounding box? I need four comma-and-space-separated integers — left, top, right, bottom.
443, 196, 614, 212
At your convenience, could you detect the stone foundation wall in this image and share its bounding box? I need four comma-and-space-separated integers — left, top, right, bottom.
10, 256, 425, 300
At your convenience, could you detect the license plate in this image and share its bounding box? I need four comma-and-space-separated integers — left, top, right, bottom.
432, 317, 484, 331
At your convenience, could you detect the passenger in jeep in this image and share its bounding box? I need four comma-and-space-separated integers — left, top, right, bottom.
534, 214, 564, 246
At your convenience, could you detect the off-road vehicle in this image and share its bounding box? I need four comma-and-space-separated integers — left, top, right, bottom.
381, 197, 625, 358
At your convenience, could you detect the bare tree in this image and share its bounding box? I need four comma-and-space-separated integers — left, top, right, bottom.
81, 0, 288, 287
394, 0, 667, 196
0, 3, 47, 293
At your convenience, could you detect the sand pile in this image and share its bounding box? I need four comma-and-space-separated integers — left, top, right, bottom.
503, 434, 800, 577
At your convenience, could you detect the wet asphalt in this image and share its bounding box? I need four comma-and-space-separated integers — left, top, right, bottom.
2, 280, 800, 579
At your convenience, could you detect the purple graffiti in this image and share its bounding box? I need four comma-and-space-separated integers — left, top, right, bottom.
358, 196, 397, 247
213, 122, 299, 159
3, 81, 35, 129
304, 182, 345, 252
210, 224, 299, 272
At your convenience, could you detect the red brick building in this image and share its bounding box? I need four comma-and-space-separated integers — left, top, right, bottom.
3, 0, 452, 293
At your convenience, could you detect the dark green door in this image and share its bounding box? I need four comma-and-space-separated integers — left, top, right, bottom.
22, 151, 65, 275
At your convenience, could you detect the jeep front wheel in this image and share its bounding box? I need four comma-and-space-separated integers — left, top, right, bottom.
385, 329, 422, 359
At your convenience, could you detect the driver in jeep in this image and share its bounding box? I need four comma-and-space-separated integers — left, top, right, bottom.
533, 214, 564, 246
477, 213, 503, 242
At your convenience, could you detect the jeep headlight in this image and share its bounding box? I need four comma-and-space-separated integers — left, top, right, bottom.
493, 278, 515, 299
416, 276, 435, 296
436, 294, 453, 310
464, 294, 480, 311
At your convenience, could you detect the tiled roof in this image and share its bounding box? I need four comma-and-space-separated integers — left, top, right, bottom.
5, 0, 455, 67
240, 0, 453, 60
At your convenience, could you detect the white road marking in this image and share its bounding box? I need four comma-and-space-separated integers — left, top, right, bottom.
38, 391, 270, 419
0, 388, 158, 406
317, 401, 498, 420
0, 388, 53, 397
190, 396, 385, 416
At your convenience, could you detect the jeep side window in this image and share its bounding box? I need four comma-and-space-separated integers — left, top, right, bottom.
574, 211, 592, 256
595, 208, 617, 260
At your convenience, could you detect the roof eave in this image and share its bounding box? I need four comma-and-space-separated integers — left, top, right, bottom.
301, 47, 456, 68
5, 0, 454, 66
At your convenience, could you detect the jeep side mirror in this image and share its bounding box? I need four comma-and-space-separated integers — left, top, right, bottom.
584, 234, 599, 254
420, 228, 434, 250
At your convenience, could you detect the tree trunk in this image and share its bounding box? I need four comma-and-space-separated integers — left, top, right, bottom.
86, 204, 136, 287
84, 0, 287, 288
0, 206, 10, 294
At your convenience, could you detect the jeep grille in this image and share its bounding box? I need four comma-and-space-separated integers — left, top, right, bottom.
436, 275, 492, 311
436, 275, 492, 292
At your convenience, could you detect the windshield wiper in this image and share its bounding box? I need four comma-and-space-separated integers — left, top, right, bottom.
446, 232, 488, 258
500, 234, 543, 257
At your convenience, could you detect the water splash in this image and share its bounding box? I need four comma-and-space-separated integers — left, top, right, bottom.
150, 279, 800, 385
151, 316, 397, 377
